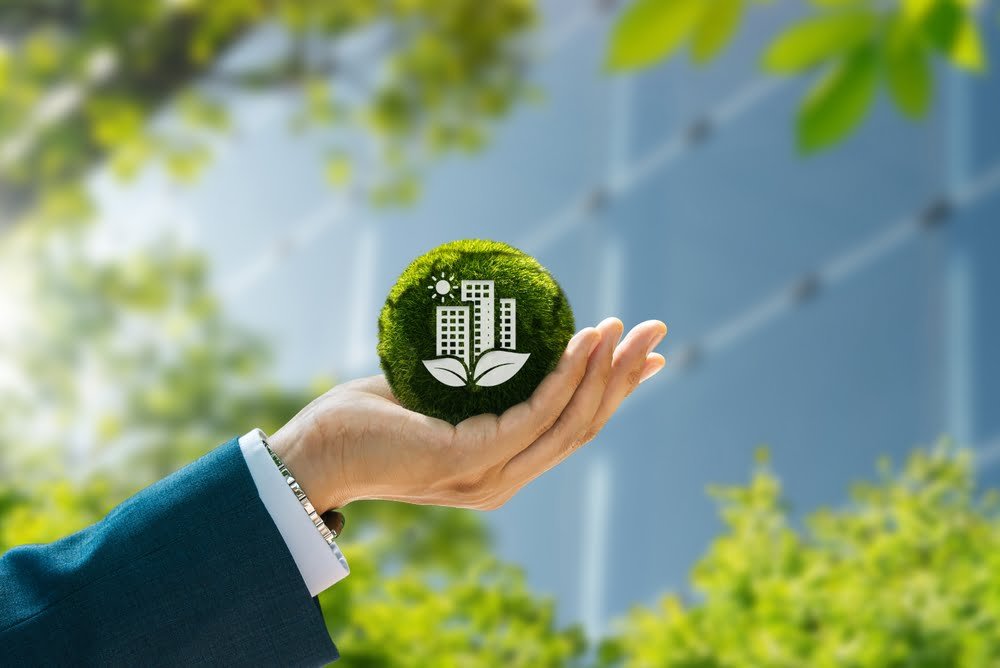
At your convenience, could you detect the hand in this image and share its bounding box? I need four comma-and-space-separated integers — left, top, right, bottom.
269, 317, 667, 514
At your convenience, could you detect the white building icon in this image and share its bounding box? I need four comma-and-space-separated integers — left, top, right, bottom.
499, 298, 516, 350
460, 280, 495, 356
434, 280, 517, 365
435, 305, 470, 366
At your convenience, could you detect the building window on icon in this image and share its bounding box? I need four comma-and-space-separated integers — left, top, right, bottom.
499, 298, 515, 350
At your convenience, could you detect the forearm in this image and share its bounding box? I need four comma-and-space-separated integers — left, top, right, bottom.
0, 438, 339, 666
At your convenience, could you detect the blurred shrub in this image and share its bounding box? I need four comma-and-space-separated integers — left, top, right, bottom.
322, 553, 586, 666
599, 444, 1000, 667
607, 0, 988, 152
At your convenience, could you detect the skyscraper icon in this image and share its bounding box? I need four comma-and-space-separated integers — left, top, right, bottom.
460, 280, 495, 357
425, 278, 529, 388
499, 298, 516, 350
435, 305, 470, 366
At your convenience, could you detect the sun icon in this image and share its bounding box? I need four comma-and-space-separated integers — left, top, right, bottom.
427, 273, 457, 302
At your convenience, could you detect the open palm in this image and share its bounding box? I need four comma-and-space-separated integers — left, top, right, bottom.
271, 317, 666, 514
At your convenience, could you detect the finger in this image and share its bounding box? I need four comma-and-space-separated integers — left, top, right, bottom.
639, 353, 666, 383
584, 320, 667, 440
490, 354, 665, 504
485, 326, 601, 453
501, 317, 621, 482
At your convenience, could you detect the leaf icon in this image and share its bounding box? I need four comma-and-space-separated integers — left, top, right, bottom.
421, 357, 469, 387
473, 351, 531, 387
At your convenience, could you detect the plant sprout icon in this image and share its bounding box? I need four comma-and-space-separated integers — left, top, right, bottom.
421, 277, 530, 388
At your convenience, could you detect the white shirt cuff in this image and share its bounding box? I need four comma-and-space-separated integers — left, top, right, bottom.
238, 429, 349, 597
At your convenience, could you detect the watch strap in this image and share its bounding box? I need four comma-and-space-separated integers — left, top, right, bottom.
256, 429, 345, 542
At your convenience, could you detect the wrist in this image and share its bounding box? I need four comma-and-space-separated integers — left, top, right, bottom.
269, 417, 354, 514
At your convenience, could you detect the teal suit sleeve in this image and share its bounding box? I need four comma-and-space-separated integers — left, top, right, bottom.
0, 437, 340, 666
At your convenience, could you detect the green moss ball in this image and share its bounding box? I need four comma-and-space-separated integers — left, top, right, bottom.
377, 239, 575, 425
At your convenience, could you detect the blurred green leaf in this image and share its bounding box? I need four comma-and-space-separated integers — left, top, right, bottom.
762, 11, 877, 73
605, 0, 705, 71
164, 145, 212, 183
691, 0, 744, 64
177, 92, 230, 132
604, 0, 992, 153
922, 1, 986, 72
88, 97, 145, 148
902, 0, 937, 22
797, 45, 878, 153
945, 12, 986, 71
886, 20, 933, 117
325, 154, 352, 187
371, 174, 421, 207
22, 30, 61, 76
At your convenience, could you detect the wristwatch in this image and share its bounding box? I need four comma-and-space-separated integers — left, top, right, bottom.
255, 428, 345, 542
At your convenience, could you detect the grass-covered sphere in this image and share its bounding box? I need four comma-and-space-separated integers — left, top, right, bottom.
378, 239, 575, 425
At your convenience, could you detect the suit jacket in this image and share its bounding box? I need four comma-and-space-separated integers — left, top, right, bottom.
0, 437, 340, 666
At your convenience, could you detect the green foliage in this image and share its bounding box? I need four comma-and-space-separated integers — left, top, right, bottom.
321, 554, 586, 667
605, 0, 706, 70
606, 0, 773, 69
599, 442, 1000, 667
0, 0, 538, 222
797, 45, 879, 153
885, 18, 933, 117
606, 0, 989, 152
761, 11, 878, 73
920, 0, 986, 71
691, 0, 745, 64
377, 239, 575, 424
